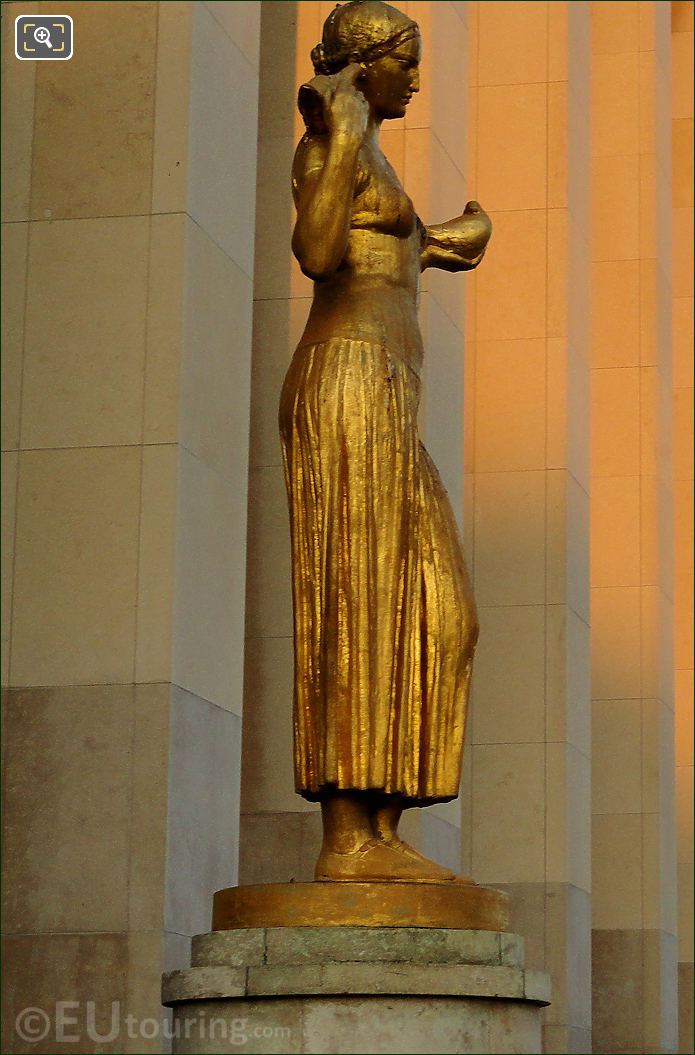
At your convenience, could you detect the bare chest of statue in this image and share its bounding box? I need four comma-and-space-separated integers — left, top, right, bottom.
352, 141, 416, 238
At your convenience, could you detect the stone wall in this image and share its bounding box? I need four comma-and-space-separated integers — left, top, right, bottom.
1, 3, 261, 1051
1, 3, 691, 1054
588, 4, 678, 1052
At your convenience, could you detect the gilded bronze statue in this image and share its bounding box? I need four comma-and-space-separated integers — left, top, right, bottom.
279, 0, 491, 885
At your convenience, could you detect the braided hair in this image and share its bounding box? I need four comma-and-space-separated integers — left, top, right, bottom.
311, 1, 419, 76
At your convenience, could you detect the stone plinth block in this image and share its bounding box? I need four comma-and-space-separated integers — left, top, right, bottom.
212, 881, 509, 931
162, 926, 550, 1054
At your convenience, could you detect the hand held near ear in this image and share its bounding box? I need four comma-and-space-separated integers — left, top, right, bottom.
292, 66, 369, 280
325, 63, 370, 144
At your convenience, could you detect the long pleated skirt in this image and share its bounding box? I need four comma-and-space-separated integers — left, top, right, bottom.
279, 337, 478, 806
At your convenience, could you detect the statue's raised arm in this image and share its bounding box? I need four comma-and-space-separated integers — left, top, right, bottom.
292, 65, 369, 280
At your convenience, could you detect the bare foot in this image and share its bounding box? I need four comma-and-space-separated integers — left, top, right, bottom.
315, 837, 459, 883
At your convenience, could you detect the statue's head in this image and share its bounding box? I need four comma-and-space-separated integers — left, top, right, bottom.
312, 1, 421, 120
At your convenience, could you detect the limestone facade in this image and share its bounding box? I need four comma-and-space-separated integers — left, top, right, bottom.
1, 3, 692, 1054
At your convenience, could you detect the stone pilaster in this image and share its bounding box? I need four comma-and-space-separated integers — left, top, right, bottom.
589, 4, 678, 1051
1, 3, 261, 1050
671, 3, 694, 1053
464, 4, 592, 1051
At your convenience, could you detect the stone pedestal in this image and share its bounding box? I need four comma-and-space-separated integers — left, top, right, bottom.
162, 927, 550, 1054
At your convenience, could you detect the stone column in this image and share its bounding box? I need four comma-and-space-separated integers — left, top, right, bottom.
671, 2, 694, 1052
1, 3, 260, 1050
239, 0, 322, 888
588, 4, 678, 1051
464, 4, 592, 1051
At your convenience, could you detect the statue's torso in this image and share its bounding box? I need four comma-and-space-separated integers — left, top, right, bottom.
294, 133, 424, 375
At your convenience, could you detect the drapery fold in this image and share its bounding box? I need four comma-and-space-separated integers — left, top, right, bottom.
280, 337, 477, 805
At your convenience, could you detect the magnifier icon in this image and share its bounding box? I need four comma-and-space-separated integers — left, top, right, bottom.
33, 25, 52, 48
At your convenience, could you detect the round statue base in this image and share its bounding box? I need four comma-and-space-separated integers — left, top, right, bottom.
212, 881, 509, 932
162, 925, 550, 1054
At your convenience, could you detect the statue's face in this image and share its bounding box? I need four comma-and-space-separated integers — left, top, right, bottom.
360, 33, 421, 120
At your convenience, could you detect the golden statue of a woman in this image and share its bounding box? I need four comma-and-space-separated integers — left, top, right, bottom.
280, 0, 491, 885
